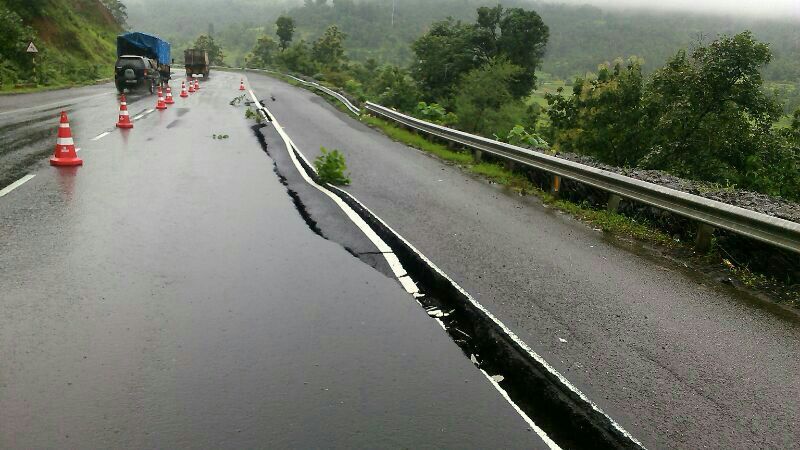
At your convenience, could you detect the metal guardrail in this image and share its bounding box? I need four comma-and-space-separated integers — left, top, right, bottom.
365, 102, 800, 254
236, 67, 362, 116
283, 74, 362, 116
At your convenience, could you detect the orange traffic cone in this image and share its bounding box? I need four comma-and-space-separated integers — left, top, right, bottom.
156, 87, 167, 110
116, 94, 133, 129
188, 79, 196, 93
194, 79, 200, 91
50, 111, 83, 167
239, 78, 245, 91
165, 86, 175, 105
180, 81, 188, 98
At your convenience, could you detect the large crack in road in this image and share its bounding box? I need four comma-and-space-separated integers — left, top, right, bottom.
252, 114, 644, 450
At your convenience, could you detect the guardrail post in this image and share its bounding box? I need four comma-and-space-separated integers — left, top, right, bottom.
551, 175, 562, 197
607, 194, 622, 212
472, 149, 483, 162
504, 160, 516, 171
695, 223, 715, 253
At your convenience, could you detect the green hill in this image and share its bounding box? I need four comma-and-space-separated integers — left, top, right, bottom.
124, 0, 800, 112
0, 0, 122, 90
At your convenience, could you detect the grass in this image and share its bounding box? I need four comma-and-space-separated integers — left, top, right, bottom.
360, 113, 674, 246
723, 259, 800, 307
358, 111, 800, 306
0, 77, 111, 95
360, 114, 473, 164
526, 78, 568, 107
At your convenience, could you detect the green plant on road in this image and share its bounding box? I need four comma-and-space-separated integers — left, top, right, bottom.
314, 147, 351, 185
244, 107, 263, 123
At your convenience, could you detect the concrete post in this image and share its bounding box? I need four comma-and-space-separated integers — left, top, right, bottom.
607, 194, 622, 213
504, 160, 516, 171
695, 223, 715, 253
472, 149, 483, 163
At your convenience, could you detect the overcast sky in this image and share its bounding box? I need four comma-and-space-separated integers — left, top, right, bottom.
546, 0, 800, 20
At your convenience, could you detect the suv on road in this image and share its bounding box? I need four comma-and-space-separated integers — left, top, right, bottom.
114, 55, 161, 94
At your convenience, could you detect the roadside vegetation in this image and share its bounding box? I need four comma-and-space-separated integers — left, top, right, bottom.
314, 147, 351, 186
0, 0, 125, 92
360, 113, 673, 246
227, 2, 800, 203
125, 0, 800, 303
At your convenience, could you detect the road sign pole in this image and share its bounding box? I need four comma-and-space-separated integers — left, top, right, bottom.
26, 41, 39, 84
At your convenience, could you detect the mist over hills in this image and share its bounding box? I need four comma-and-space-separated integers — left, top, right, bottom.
125, 0, 800, 107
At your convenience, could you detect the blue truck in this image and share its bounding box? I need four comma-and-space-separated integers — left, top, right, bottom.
114, 32, 172, 94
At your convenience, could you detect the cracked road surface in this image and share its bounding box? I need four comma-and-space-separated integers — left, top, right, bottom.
247, 71, 800, 449
0, 73, 547, 448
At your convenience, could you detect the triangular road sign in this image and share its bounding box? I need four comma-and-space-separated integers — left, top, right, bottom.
26, 42, 38, 53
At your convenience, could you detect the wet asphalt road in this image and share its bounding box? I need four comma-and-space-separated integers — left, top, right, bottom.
0, 73, 544, 448
247, 72, 800, 449
0, 83, 157, 190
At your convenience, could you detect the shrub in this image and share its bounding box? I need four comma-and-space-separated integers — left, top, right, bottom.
314, 147, 351, 185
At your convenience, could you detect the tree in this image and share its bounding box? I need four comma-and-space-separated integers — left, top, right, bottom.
452, 58, 525, 135
548, 57, 646, 165
276, 16, 295, 51
278, 41, 316, 75
371, 65, 420, 112
0, 8, 35, 64
312, 25, 346, 68
411, 18, 480, 101
545, 32, 800, 199
495, 7, 549, 97
247, 35, 277, 68
411, 6, 549, 102
194, 34, 224, 65
639, 32, 783, 184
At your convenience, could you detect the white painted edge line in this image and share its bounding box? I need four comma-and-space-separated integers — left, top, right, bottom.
92, 131, 110, 141
481, 368, 562, 449
0, 174, 35, 198
248, 89, 418, 296
329, 185, 646, 449
250, 89, 560, 449
0, 91, 114, 117
132, 114, 144, 121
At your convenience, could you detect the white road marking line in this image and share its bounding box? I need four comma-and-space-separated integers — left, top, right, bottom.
132, 114, 144, 120
481, 368, 562, 450
145, 108, 155, 114
92, 131, 110, 141
0, 174, 36, 198
0, 91, 114, 117
249, 89, 416, 294
251, 87, 566, 446
328, 184, 647, 449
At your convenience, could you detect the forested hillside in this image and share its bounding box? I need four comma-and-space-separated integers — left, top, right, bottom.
124, 0, 298, 66
0, 0, 124, 90
126, 0, 800, 111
